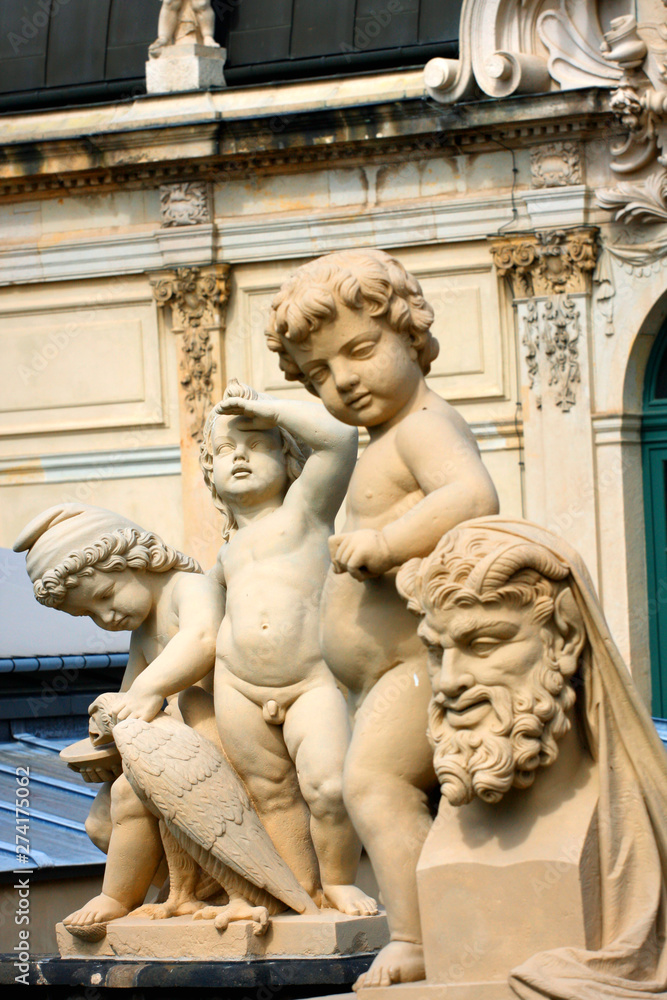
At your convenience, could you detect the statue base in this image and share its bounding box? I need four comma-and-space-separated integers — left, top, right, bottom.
146, 44, 226, 94
57, 909, 388, 961
0, 954, 377, 992
352, 982, 514, 999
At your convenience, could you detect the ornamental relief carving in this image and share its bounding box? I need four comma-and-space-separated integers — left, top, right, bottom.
530, 141, 583, 188
424, 0, 622, 105
518, 296, 581, 412
596, 6, 667, 228
491, 229, 596, 411
489, 228, 598, 298
160, 182, 211, 227
151, 265, 231, 442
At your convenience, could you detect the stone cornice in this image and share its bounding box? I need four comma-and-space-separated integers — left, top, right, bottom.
0, 88, 614, 204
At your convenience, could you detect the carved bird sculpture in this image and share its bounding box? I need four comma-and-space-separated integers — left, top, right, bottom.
109, 711, 319, 933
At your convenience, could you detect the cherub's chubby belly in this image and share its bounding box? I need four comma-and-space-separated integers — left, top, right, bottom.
217, 590, 323, 688
320, 567, 423, 696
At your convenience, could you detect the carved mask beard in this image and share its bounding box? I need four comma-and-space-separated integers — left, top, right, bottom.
428, 660, 575, 807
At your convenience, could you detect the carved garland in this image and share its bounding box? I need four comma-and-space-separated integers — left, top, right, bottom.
490, 229, 597, 412
151, 265, 231, 442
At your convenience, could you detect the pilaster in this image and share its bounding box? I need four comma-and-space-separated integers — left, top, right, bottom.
490, 228, 600, 580
150, 264, 231, 569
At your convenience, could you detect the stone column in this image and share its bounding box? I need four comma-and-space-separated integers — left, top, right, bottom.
151, 264, 230, 569
489, 229, 601, 581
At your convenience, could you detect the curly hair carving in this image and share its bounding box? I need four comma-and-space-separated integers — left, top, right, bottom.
265, 249, 440, 391
34, 528, 201, 608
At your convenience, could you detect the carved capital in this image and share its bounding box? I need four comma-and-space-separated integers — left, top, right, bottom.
151, 265, 231, 442
489, 228, 598, 299
160, 182, 211, 226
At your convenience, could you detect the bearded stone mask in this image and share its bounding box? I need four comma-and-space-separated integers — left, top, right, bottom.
397, 527, 587, 806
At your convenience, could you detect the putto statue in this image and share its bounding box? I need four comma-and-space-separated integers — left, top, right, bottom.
150, 0, 220, 57
394, 517, 667, 1000
200, 379, 376, 917
267, 249, 499, 987
13, 504, 224, 940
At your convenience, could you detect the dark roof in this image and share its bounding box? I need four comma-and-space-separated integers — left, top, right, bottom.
0, 730, 104, 877
0, 0, 461, 111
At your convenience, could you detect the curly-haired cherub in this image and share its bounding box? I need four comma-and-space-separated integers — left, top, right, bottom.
197, 379, 377, 918
266, 249, 500, 988
13, 504, 224, 939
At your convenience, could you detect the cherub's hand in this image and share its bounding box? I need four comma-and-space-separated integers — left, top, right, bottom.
328, 529, 395, 580
217, 396, 278, 430
114, 685, 164, 724
68, 761, 121, 783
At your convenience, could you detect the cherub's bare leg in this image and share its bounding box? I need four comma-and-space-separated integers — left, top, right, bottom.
215, 684, 319, 897
283, 684, 377, 916
191, 0, 220, 46
63, 774, 163, 939
84, 781, 112, 853
343, 658, 436, 990
150, 0, 184, 54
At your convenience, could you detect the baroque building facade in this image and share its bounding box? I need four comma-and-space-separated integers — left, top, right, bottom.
2, 0, 667, 719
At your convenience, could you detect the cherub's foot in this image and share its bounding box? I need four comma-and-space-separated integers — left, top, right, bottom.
322, 884, 378, 916
132, 899, 206, 920
148, 37, 169, 58
201, 35, 220, 47
63, 893, 129, 941
193, 897, 270, 936
353, 940, 425, 991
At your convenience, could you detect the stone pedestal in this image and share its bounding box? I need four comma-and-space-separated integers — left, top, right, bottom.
354, 751, 600, 1000
355, 985, 513, 1000
146, 44, 226, 94
57, 909, 388, 961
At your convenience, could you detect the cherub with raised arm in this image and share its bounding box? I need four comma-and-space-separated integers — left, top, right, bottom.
266, 249, 500, 989
150, 0, 219, 56
13, 505, 224, 940
197, 379, 377, 918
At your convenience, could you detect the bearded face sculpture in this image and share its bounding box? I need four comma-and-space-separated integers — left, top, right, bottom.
397, 526, 587, 807
396, 519, 667, 1000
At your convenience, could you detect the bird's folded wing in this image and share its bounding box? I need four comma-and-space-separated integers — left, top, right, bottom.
114, 716, 314, 914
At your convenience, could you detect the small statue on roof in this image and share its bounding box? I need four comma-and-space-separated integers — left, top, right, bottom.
149, 0, 220, 58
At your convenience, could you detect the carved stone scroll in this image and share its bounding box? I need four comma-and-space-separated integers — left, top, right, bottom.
425, 0, 622, 105
596, 8, 667, 230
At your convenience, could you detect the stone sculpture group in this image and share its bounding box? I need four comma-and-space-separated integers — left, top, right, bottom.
13, 250, 667, 998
